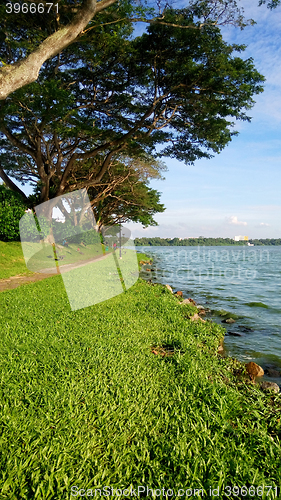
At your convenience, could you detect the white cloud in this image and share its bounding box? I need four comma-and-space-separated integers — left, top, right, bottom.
227, 216, 248, 226
257, 222, 270, 227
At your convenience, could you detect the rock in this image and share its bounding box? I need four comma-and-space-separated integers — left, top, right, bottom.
260, 381, 280, 393
188, 298, 197, 306
166, 284, 173, 293
238, 326, 254, 332
175, 291, 183, 297
181, 299, 193, 305
265, 368, 280, 378
227, 331, 242, 337
245, 362, 264, 382
218, 345, 224, 353
197, 305, 205, 310
190, 313, 206, 323
198, 309, 206, 316
222, 318, 236, 324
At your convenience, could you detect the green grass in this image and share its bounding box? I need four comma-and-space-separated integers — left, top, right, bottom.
19, 241, 108, 273
0, 241, 35, 279
0, 252, 281, 499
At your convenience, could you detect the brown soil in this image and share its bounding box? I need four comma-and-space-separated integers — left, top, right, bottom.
0, 253, 114, 292
0, 272, 59, 292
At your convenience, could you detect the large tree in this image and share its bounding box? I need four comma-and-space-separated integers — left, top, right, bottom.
0, 0, 255, 100
0, 6, 264, 216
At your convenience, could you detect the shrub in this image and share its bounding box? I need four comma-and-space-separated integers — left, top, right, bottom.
0, 185, 27, 241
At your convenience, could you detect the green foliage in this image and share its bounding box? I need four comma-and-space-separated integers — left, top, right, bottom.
19, 212, 50, 242
134, 237, 249, 246
259, 0, 281, 8
0, 6, 264, 213
0, 185, 27, 241
66, 229, 102, 246
90, 166, 166, 228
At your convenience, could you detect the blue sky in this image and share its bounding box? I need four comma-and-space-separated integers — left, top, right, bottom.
126, 0, 281, 239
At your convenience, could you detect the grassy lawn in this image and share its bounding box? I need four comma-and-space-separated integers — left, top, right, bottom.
0, 241, 35, 279
0, 252, 281, 499
18, 240, 109, 273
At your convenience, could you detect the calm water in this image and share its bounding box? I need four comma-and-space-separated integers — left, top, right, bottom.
138, 246, 281, 382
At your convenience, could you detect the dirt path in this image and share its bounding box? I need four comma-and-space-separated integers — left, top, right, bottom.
0, 253, 112, 292
0, 272, 58, 292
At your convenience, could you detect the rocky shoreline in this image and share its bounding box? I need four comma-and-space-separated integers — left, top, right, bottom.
139, 258, 281, 394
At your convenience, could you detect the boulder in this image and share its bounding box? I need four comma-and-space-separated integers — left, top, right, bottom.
175, 291, 183, 297
245, 362, 264, 382
222, 318, 236, 324
218, 345, 224, 353
165, 284, 173, 293
260, 381, 280, 393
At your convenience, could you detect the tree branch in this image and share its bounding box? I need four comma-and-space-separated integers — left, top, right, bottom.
0, 164, 28, 200
0, 0, 118, 100
0, 124, 37, 160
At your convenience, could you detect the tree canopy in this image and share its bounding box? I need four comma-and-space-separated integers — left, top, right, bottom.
0, 0, 259, 100
88, 161, 166, 229
0, 7, 264, 208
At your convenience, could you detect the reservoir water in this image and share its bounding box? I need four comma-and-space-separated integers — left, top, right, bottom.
137, 246, 281, 383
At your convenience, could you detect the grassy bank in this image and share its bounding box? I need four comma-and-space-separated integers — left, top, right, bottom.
0, 252, 281, 498
0, 241, 34, 279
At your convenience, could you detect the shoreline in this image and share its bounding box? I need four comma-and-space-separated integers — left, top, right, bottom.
138, 253, 281, 393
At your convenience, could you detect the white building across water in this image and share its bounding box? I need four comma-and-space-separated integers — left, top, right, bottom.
234, 235, 248, 242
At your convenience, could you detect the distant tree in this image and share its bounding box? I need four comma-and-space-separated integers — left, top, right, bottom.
134, 237, 261, 246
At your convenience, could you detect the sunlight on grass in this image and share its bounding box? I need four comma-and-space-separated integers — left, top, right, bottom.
0, 241, 34, 279
0, 253, 280, 498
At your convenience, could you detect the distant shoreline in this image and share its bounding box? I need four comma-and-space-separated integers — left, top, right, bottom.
134, 237, 281, 246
